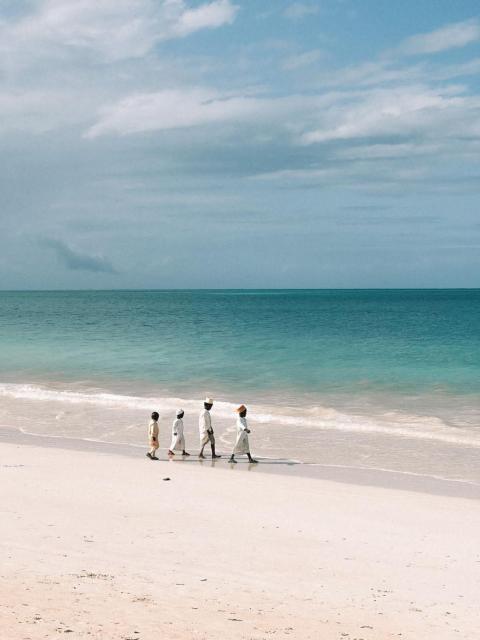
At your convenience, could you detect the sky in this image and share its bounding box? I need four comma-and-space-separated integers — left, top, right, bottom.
1, 0, 480, 289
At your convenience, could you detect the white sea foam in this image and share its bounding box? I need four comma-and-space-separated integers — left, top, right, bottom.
1, 382, 479, 448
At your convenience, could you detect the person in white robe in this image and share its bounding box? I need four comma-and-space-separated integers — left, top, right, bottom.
229, 405, 257, 464
199, 397, 221, 459
146, 411, 160, 460
168, 409, 190, 456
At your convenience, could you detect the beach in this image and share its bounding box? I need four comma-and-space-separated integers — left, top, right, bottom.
1, 289, 480, 637
1, 430, 479, 640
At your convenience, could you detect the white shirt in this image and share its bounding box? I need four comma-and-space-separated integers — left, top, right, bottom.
199, 408, 212, 436
172, 418, 184, 437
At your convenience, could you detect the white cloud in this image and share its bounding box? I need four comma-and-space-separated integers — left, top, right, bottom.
1, 0, 480, 207
0, 0, 240, 135
85, 88, 257, 137
84, 76, 480, 184
431, 57, 480, 81
85, 88, 323, 138
400, 18, 480, 55
282, 49, 324, 71
314, 21, 480, 90
0, 0, 239, 64
171, 0, 238, 37
300, 85, 476, 144
283, 3, 319, 20
316, 59, 425, 89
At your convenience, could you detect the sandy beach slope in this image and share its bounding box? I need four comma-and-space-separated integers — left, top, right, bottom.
1, 439, 479, 639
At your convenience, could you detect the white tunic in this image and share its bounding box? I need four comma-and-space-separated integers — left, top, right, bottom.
199, 408, 212, 446
170, 418, 185, 452
233, 416, 250, 455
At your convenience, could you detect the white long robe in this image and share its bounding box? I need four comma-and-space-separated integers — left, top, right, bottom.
233, 416, 250, 455
199, 409, 213, 446
170, 418, 185, 452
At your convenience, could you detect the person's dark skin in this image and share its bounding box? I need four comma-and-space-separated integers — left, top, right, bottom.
199, 402, 221, 459
229, 408, 257, 464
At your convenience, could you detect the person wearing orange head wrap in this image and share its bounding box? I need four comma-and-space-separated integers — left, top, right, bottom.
229, 405, 257, 464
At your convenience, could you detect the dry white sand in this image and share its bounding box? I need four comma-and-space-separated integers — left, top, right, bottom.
1, 439, 479, 639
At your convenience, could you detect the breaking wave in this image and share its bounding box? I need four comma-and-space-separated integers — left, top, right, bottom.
1, 382, 479, 448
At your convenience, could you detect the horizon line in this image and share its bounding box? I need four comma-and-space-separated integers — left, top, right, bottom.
1, 287, 479, 293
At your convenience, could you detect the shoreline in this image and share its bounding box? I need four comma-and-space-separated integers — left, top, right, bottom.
2, 425, 479, 500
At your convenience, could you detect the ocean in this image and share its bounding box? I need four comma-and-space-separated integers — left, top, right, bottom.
1, 289, 479, 484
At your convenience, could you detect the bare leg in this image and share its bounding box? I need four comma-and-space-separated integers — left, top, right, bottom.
211, 441, 221, 459
229, 454, 237, 463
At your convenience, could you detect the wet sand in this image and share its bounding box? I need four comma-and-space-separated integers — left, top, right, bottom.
1, 425, 479, 500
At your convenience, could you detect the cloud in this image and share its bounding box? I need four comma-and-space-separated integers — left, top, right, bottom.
300, 84, 477, 144
282, 49, 324, 71
85, 88, 258, 137
171, 0, 238, 37
41, 238, 118, 273
283, 3, 319, 20
84, 88, 319, 138
0, 1, 239, 136
313, 22, 480, 90
2, 2, 480, 206
400, 18, 480, 55
0, 0, 239, 64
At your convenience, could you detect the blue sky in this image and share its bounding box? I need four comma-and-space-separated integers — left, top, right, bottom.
1, 0, 480, 288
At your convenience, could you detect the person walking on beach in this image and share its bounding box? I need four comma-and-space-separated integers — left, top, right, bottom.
168, 409, 190, 457
199, 397, 221, 459
147, 411, 160, 460
229, 405, 257, 464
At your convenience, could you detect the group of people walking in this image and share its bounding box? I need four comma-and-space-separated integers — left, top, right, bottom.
147, 397, 257, 464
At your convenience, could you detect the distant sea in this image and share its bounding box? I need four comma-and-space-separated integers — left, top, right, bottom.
1, 290, 479, 484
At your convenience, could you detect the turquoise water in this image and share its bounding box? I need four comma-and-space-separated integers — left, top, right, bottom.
0, 289, 479, 398
1, 290, 479, 480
